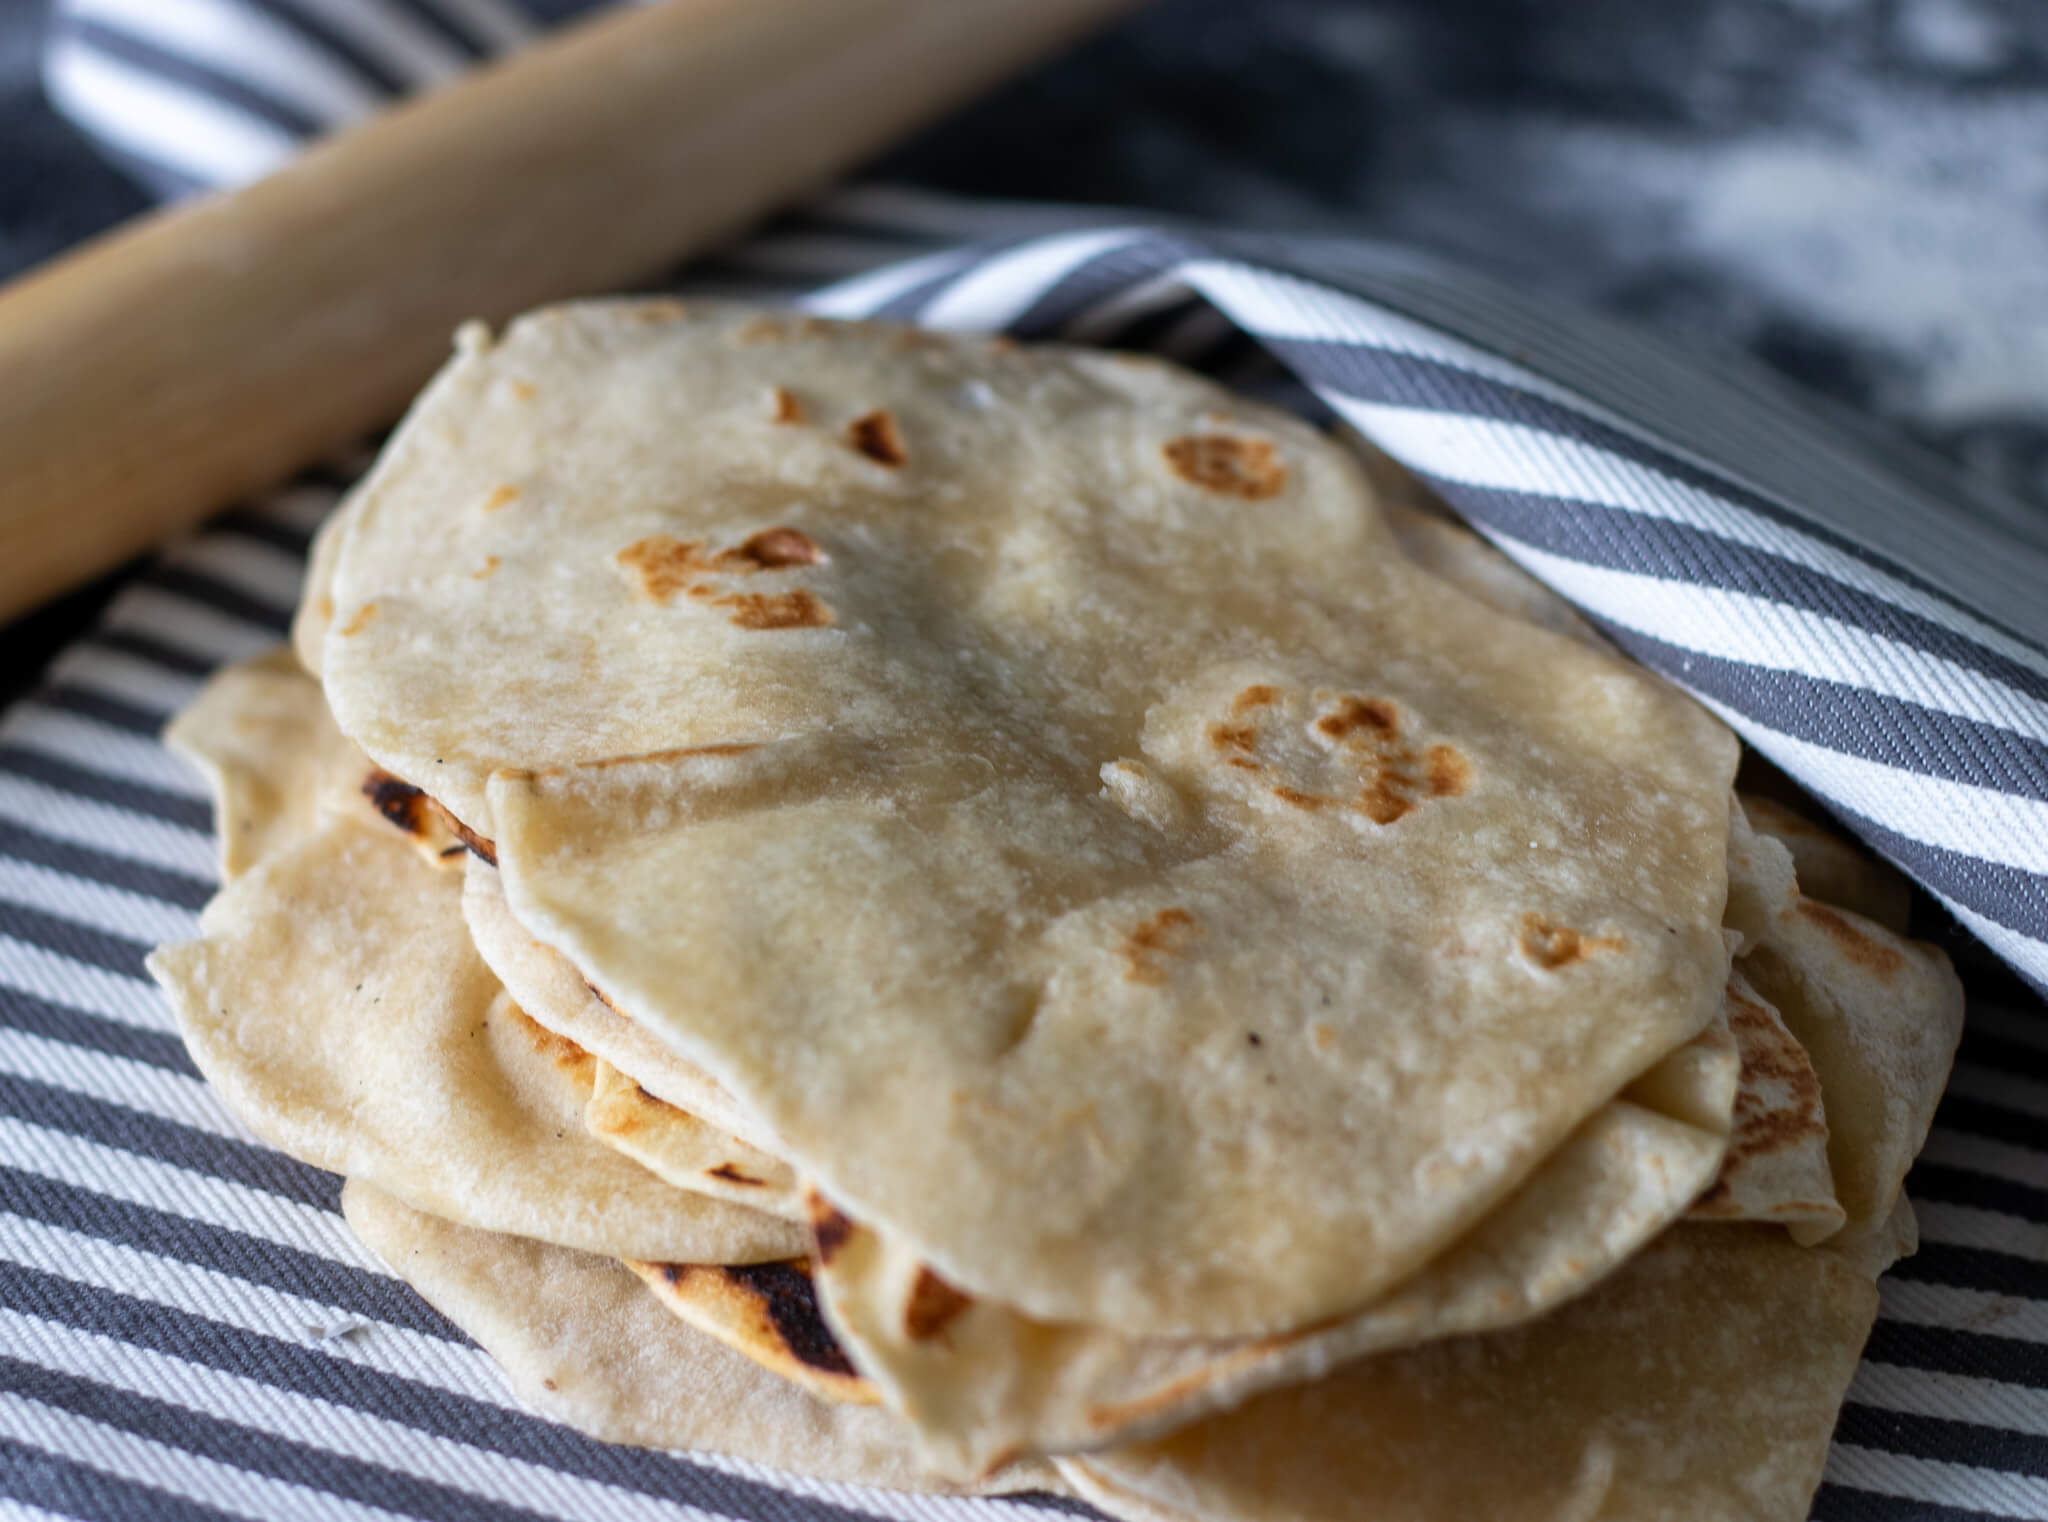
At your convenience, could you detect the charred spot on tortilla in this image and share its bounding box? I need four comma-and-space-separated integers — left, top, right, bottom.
363, 770, 434, 838
847, 408, 907, 467
903, 1267, 974, 1342
1518, 915, 1623, 971
1162, 433, 1287, 499
1793, 898, 1906, 980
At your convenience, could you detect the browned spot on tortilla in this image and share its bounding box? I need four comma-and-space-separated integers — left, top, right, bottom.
706, 1162, 766, 1188
433, 805, 496, 866
806, 1191, 855, 1266
1209, 722, 1258, 753
482, 484, 519, 512
1311, 1022, 1337, 1052
1121, 907, 1201, 986
1425, 744, 1470, 797
1794, 897, 1905, 979
615, 535, 704, 605
1272, 786, 1331, 811
767, 385, 804, 424
719, 527, 822, 570
1357, 782, 1414, 826
501, 1002, 595, 1086
1518, 914, 1624, 970
685, 583, 718, 600
634, 299, 687, 324
1224, 757, 1261, 771
362, 770, 432, 837
1162, 434, 1288, 499
507, 380, 537, 401
1316, 696, 1399, 741
1231, 684, 1279, 713
654, 1260, 862, 1381
846, 408, 907, 467
471, 556, 500, 580
903, 1267, 973, 1341
730, 314, 787, 345
315, 594, 334, 623
337, 602, 378, 636
541, 1378, 557, 1391
721, 589, 833, 630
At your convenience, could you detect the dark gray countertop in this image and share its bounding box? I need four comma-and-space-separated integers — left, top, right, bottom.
4, 0, 2046, 691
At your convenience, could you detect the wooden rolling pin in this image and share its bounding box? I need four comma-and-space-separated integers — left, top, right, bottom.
0, 0, 1139, 624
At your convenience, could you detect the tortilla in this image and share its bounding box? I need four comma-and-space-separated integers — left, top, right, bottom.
323, 301, 1740, 1336
339, 1180, 1063, 1497
148, 805, 803, 1265
1061, 1223, 1878, 1522
462, 857, 785, 1153
1741, 793, 1914, 934
811, 1071, 1733, 1476
1737, 892, 1964, 1233
163, 647, 383, 880
624, 1255, 876, 1406
587, 1058, 804, 1220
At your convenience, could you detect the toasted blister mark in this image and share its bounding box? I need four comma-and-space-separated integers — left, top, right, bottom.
719, 589, 833, 631
1793, 898, 1904, 980
767, 385, 804, 424
707, 1162, 767, 1188
722, 527, 823, 571
1212, 687, 1473, 827
362, 770, 433, 838
1162, 433, 1288, 499
805, 1188, 855, 1266
903, 1267, 974, 1342
472, 557, 501, 581
1518, 914, 1625, 971
337, 602, 378, 636
731, 314, 788, 345
846, 408, 907, 467
645, 1260, 867, 1384
1121, 908, 1201, 987
482, 484, 519, 512
615, 535, 705, 605
501, 1001, 597, 1089
507, 380, 537, 401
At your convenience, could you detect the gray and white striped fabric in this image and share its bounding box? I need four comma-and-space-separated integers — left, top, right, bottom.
10, 3, 2048, 1520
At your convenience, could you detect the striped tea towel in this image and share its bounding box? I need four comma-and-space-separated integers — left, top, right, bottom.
4, 3, 2045, 1521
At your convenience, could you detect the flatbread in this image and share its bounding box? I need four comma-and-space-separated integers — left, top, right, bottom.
164, 647, 381, 880
811, 1071, 1734, 1476
1741, 793, 1914, 933
151, 665, 804, 1267
624, 1255, 876, 1406
1686, 969, 1843, 1240
1061, 1223, 1878, 1522
324, 301, 1740, 1336
461, 857, 784, 1152
587, 1059, 803, 1220
1737, 893, 1964, 1233
339, 1180, 1063, 1497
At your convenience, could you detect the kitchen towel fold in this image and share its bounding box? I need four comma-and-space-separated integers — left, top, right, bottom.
4, 3, 2045, 1520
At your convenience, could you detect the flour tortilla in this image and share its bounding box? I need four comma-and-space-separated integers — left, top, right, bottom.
330, 302, 1740, 1335
1741, 793, 1914, 933
587, 1059, 803, 1220
1061, 1223, 1878, 1522
624, 1255, 875, 1406
339, 1180, 1063, 1497
462, 857, 785, 1153
812, 1067, 1734, 1477
1737, 893, 1964, 1233
164, 647, 383, 880
149, 755, 802, 1263
1686, 969, 1843, 1239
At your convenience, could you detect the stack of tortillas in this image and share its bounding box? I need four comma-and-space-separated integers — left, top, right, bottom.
149, 302, 1967, 1520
